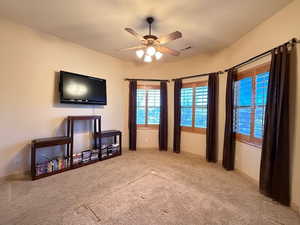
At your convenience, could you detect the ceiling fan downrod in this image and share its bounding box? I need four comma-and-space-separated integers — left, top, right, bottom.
144, 17, 158, 41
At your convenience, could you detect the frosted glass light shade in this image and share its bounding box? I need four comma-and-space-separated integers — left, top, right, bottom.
136, 50, 144, 58
155, 51, 163, 60
146, 46, 156, 56
144, 55, 152, 63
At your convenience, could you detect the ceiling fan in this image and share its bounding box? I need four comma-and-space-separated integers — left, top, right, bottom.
122, 17, 182, 62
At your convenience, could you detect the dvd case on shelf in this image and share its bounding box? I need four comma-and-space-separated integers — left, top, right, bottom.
91, 149, 99, 160
73, 153, 82, 164
82, 150, 91, 163
36, 157, 69, 176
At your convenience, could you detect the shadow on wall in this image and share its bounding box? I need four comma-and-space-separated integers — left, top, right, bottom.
289, 46, 298, 191
52, 118, 69, 137
5, 143, 31, 181
50, 117, 94, 136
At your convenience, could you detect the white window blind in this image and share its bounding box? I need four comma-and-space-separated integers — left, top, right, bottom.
180, 83, 208, 130
147, 89, 160, 124
136, 88, 160, 125
254, 72, 269, 138
180, 88, 193, 127
195, 86, 208, 128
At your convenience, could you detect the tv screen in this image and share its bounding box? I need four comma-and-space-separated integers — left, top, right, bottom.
59, 71, 107, 105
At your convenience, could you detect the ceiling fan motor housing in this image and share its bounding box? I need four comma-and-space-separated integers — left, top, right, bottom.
123, 16, 182, 56
143, 34, 158, 40
146, 17, 154, 24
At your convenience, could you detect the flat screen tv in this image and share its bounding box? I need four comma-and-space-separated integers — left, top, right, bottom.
59, 71, 107, 105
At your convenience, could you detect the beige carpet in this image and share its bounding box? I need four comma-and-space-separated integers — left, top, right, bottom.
0, 149, 299, 225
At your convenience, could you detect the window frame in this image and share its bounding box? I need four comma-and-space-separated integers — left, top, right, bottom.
181, 81, 208, 134
234, 62, 270, 148
136, 84, 160, 129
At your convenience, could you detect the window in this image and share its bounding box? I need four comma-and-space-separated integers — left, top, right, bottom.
234, 63, 270, 147
136, 85, 160, 128
180, 81, 208, 133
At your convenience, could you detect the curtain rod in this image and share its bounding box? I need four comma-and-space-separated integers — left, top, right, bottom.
127, 38, 299, 82
225, 38, 299, 72
171, 71, 224, 81
124, 78, 170, 82
171, 38, 298, 81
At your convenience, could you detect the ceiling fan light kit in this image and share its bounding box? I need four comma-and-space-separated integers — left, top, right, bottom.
123, 17, 182, 63
136, 49, 144, 58
146, 46, 156, 56
155, 51, 163, 60
144, 55, 152, 63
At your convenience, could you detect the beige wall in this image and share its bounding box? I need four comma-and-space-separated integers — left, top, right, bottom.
124, 0, 300, 210
212, 0, 300, 210
0, 18, 126, 177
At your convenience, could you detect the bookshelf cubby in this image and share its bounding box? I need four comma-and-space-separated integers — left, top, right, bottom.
31, 116, 122, 180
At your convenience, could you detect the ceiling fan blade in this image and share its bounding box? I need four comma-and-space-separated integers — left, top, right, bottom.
120, 46, 146, 51
158, 31, 182, 45
124, 28, 145, 41
156, 46, 180, 56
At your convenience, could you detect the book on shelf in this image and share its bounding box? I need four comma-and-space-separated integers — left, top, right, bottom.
73, 153, 82, 164
82, 150, 91, 163
73, 149, 101, 164
91, 149, 99, 160
36, 157, 69, 176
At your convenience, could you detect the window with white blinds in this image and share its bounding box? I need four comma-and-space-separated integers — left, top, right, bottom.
234, 63, 270, 146
180, 81, 208, 133
136, 86, 160, 127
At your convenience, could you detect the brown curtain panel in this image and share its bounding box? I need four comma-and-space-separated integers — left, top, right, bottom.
206, 73, 218, 162
128, 80, 137, 150
159, 81, 168, 151
222, 69, 237, 170
260, 44, 291, 206
173, 79, 182, 153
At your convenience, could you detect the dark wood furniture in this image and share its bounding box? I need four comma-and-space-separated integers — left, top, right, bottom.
31, 136, 72, 180
31, 115, 122, 180
96, 130, 122, 159
67, 115, 101, 167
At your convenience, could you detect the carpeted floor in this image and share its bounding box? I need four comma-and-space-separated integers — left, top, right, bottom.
0, 149, 299, 225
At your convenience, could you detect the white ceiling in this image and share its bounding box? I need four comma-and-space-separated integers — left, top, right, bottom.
0, 0, 292, 62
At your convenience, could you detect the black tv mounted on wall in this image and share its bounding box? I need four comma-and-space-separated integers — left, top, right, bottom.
59, 71, 107, 105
